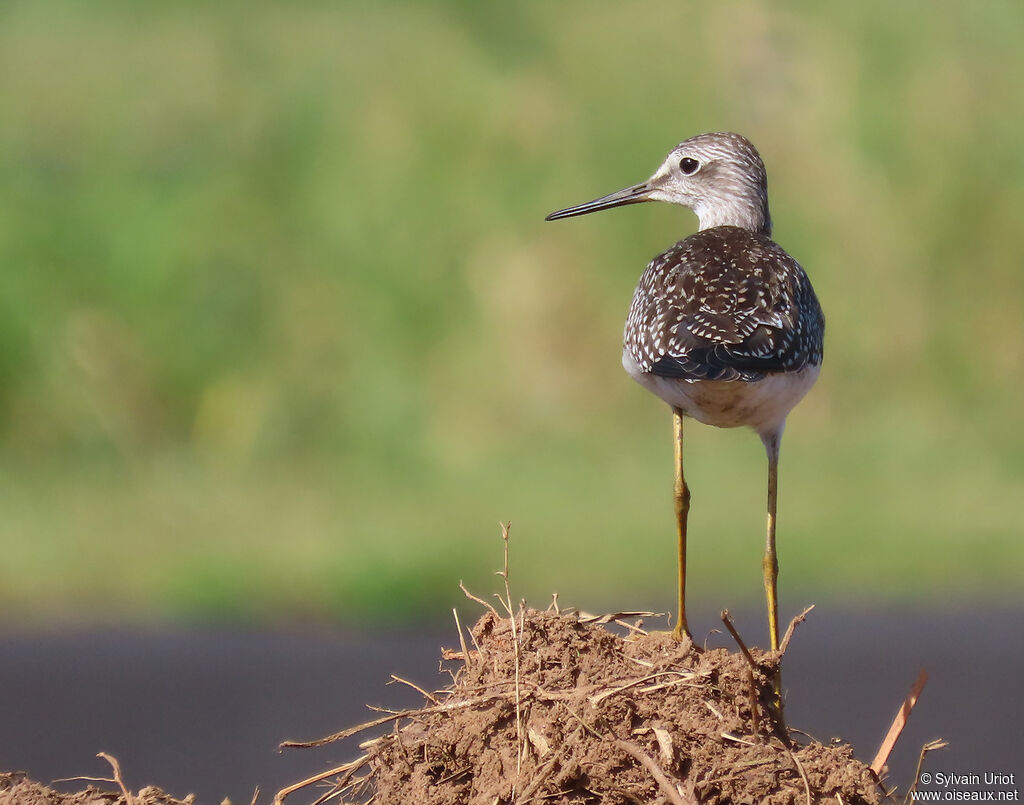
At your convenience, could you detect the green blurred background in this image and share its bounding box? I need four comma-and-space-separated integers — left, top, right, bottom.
0, 0, 1021, 625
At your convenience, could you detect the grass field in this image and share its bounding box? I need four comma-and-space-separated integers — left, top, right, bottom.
0, 1, 1021, 624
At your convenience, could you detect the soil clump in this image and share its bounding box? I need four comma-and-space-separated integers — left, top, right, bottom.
282, 608, 885, 805
0, 772, 191, 805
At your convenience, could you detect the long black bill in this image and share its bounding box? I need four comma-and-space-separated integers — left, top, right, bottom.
545, 182, 653, 221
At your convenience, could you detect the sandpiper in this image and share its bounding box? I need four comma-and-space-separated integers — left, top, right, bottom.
546, 132, 824, 649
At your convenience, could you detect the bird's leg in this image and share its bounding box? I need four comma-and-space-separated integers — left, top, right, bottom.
762, 430, 789, 728
762, 432, 781, 652
672, 408, 692, 641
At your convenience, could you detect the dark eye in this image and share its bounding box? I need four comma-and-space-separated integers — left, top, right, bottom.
679, 157, 699, 175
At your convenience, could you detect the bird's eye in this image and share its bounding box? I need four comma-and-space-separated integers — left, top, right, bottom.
679, 157, 699, 175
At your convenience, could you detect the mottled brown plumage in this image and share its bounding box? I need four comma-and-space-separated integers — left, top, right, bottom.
625, 226, 824, 384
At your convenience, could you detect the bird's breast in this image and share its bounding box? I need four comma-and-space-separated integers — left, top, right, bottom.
622, 349, 820, 438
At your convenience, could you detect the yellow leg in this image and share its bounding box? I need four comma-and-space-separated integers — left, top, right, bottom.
763, 434, 781, 652
672, 408, 692, 641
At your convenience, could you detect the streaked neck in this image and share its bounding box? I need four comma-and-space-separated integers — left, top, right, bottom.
696, 197, 772, 236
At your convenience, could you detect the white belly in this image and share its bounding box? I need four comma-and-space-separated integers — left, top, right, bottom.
622, 351, 820, 439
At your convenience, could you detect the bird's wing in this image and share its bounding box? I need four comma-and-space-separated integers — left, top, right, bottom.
627, 232, 824, 382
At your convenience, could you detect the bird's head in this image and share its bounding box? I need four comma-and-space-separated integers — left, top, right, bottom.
546, 132, 772, 236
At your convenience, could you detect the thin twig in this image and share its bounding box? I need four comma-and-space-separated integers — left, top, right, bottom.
870, 669, 928, 775
614, 739, 695, 805
904, 739, 949, 805
466, 618, 486, 658
514, 752, 561, 805
563, 706, 604, 741
778, 605, 815, 655
273, 756, 369, 805
453, 608, 471, 667
613, 618, 649, 636
365, 704, 401, 715
495, 521, 515, 618
789, 727, 818, 743
721, 732, 756, 746
435, 766, 472, 785
746, 666, 761, 743
589, 671, 695, 705
460, 581, 499, 617
52, 776, 117, 785
635, 679, 703, 695
96, 753, 134, 805
495, 522, 526, 796
787, 747, 813, 805
388, 674, 440, 705
311, 779, 360, 805
720, 610, 758, 671
281, 694, 504, 748
577, 610, 661, 624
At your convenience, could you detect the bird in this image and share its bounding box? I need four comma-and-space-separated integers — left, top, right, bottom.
545, 132, 824, 650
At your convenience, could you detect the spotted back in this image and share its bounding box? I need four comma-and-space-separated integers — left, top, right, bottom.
624, 227, 824, 382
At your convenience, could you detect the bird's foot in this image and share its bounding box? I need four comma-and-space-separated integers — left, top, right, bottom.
638, 625, 701, 653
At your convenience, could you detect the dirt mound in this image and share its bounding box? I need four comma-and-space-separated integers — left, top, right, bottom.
0, 772, 192, 805
281, 608, 884, 805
